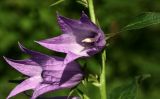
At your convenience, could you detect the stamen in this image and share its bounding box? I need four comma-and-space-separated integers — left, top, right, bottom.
82, 38, 96, 43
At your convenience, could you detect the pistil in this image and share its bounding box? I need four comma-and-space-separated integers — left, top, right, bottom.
82, 38, 96, 43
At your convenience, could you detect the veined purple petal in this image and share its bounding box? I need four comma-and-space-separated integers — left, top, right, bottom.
57, 12, 99, 34
31, 84, 59, 99
59, 61, 83, 85
36, 34, 85, 54
42, 60, 82, 84
63, 58, 82, 72
32, 62, 83, 99
42, 70, 62, 84
63, 52, 81, 64
4, 57, 42, 76
57, 15, 81, 30
7, 76, 42, 99
3, 43, 67, 77
60, 73, 83, 87
32, 76, 82, 99
19, 43, 63, 66
57, 13, 73, 34
80, 11, 90, 23
18, 43, 66, 71
80, 11, 98, 30
32, 77, 81, 99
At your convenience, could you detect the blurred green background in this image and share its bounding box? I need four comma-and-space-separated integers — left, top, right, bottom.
0, 0, 160, 99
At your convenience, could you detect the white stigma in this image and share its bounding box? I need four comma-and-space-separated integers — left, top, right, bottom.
82, 38, 96, 43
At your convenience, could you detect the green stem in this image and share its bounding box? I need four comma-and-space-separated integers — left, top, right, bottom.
100, 50, 107, 99
88, 0, 96, 23
87, 0, 107, 99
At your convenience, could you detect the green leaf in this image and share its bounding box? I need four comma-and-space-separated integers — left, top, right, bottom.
67, 89, 76, 99
50, 0, 64, 6
77, 0, 88, 8
109, 80, 138, 99
76, 89, 90, 99
109, 75, 151, 99
122, 12, 160, 31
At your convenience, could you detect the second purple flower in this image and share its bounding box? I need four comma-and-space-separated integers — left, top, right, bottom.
4, 43, 83, 99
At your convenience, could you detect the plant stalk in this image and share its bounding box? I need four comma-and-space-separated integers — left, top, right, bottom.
100, 50, 107, 99
88, 0, 107, 99
88, 0, 96, 23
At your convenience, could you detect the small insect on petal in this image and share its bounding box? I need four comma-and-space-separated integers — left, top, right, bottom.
81, 38, 96, 43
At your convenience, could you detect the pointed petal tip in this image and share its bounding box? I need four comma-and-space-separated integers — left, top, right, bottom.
17, 41, 21, 46
18, 42, 34, 55
18, 42, 27, 53
6, 95, 11, 99
81, 11, 86, 15
3, 56, 6, 60
57, 14, 69, 22
3, 56, 11, 64
3, 57, 18, 64
34, 40, 39, 43
56, 12, 65, 20
6, 77, 41, 99
35, 40, 44, 45
35, 39, 53, 45
80, 12, 91, 24
35, 40, 52, 51
81, 11, 88, 17
2, 57, 19, 71
6, 93, 16, 99
3, 57, 15, 65
35, 41, 44, 48
18, 42, 24, 48
3, 56, 12, 63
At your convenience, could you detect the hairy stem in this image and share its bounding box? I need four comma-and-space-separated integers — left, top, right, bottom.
88, 0, 107, 99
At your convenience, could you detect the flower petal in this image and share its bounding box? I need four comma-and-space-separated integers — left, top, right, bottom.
31, 84, 60, 99
57, 15, 80, 30
4, 57, 42, 76
32, 81, 80, 99
80, 11, 90, 22
80, 11, 97, 29
36, 34, 84, 54
63, 52, 82, 64
57, 13, 73, 34
32, 62, 83, 99
60, 71, 83, 88
60, 61, 83, 85
58, 13, 100, 45
18, 43, 64, 70
58, 13, 98, 33
7, 76, 42, 99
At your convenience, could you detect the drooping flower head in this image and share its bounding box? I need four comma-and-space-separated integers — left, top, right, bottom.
4, 43, 83, 99
36, 12, 106, 63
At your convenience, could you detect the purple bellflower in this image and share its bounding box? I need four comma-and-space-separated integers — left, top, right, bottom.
4, 43, 83, 99
36, 12, 106, 64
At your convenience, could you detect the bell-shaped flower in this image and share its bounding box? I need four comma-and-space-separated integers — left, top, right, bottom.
4, 43, 83, 99
36, 12, 106, 64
